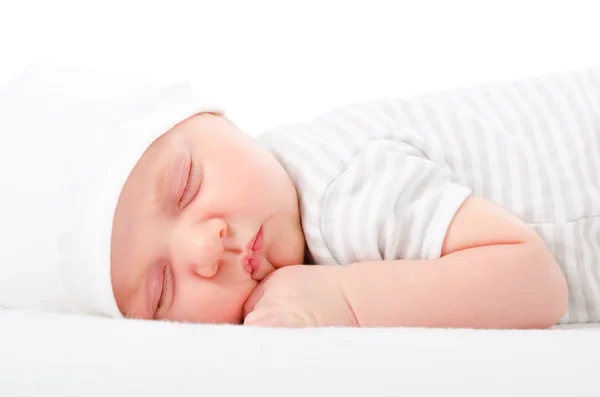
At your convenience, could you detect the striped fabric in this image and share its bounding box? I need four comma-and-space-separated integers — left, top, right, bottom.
257, 65, 600, 324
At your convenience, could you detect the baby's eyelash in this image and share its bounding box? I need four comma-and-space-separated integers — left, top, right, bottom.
156, 266, 168, 311
179, 160, 197, 206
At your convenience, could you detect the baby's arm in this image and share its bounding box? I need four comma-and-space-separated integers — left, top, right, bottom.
341, 196, 568, 329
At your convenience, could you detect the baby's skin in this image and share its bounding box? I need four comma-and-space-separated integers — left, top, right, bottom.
110, 113, 568, 328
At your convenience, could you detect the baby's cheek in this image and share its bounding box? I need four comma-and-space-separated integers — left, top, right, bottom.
207, 293, 246, 324
167, 283, 254, 324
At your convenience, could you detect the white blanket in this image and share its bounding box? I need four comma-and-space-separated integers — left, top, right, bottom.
1, 308, 599, 396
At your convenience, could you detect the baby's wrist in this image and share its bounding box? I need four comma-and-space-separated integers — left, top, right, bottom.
333, 266, 360, 327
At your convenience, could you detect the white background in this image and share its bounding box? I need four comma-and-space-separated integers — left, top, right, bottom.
1, 0, 599, 134
2, 2, 600, 395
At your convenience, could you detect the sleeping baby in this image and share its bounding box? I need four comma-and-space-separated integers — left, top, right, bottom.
2, 62, 599, 328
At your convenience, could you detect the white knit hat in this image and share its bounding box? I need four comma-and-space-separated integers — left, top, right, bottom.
0, 63, 223, 317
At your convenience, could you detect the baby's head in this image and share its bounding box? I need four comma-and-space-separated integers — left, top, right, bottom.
0, 63, 303, 323
110, 112, 305, 323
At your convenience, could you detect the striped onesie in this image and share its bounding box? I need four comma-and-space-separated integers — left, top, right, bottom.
257, 65, 600, 325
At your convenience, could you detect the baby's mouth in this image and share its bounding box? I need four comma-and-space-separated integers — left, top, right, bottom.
244, 227, 264, 276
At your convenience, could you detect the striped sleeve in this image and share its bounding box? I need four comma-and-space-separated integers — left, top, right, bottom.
260, 65, 600, 324
320, 138, 472, 265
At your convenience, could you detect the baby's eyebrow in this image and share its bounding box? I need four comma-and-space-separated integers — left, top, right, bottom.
129, 266, 153, 320
154, 164, 169, 208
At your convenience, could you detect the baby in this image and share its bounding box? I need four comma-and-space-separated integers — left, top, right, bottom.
3, 62, 599, 328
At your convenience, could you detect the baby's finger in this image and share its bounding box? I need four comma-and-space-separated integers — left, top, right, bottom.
242, 282, 267, 318
244, 309, 307, 328
242, 273, 280, 317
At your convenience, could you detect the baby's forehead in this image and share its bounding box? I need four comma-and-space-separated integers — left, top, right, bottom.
145, 128, 175, 157
135, 128, 179, 172
134, 112, 227, 172
143, 113, 203, 154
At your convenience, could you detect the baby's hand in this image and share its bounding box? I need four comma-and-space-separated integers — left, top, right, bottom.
242, 265, 358, 327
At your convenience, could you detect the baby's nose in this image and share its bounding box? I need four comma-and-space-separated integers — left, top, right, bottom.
173, 218, 229, 278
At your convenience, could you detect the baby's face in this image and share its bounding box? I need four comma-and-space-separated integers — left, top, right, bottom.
110, 113, 305, 323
